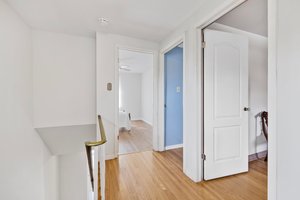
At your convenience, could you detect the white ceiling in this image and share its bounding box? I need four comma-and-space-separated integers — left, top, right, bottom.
119, 49, 153, 73
5, 0, 205, 42
216, 0, 268, 37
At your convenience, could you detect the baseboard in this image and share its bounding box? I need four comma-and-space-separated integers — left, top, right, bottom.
248, 150, 268, 162
130, 118, 143, 121
140, 119, 153, 126
165, 144, 183, 150
105, 154, 116, 160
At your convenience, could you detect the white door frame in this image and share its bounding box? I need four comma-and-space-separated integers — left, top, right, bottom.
195, 0, 277, 199
114, 45, 159, 156
159, 35, 186, 152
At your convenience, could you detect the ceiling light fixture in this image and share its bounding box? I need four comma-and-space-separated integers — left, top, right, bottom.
98, 17, 109, 26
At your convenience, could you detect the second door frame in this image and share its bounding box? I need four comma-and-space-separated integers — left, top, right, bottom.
196, 0, 276, 199
159, 36, 186, 156
115, 45, 158, 156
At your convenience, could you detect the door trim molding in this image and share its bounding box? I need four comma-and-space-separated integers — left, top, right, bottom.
195, 0, 277, 199
159, 35, 186, 152
114, 45, 159, 157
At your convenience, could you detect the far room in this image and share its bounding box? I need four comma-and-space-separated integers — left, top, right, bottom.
118, 49, 154, 155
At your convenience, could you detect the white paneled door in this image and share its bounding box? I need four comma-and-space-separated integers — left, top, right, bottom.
204, 29, 249, 180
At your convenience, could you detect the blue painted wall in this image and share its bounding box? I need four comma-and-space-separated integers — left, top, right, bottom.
164, 46, 183, 147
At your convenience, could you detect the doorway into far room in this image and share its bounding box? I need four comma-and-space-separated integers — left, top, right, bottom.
201, 0, 268, 187
118, 48, 154, 155
164, 43, 184, 151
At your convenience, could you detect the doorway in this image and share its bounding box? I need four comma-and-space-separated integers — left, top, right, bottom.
164, 44, 184, 150
201, 0, 268, 183
117, 48, 154, 155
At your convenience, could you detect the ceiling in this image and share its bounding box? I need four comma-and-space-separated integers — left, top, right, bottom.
5, 0, 205, 42
216, 0, 268, 37
119, 49, 153, 73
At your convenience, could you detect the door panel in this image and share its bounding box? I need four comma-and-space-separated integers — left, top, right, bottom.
214, 45, 241, 119
204, 29, 249, 180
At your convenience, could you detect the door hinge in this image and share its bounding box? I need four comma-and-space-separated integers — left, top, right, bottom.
202, 41, 206, 48
202, 153, 206, 161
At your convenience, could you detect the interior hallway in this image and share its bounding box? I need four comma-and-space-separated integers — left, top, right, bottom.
106, 148, 267, 200
119, 120, 153, 155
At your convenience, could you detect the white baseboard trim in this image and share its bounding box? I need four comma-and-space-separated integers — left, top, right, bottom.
165, 144, 183, 150
131, 118, 142, 121
131, 118, 153, 126
105, 154, 116, 160
140, 119, 153, 126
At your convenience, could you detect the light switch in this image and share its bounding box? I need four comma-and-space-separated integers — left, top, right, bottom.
176, 86, 181, 93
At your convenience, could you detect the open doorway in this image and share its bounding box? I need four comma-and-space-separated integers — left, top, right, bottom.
157, 42, 184, 170
118, 48, 154, 155
201, 0, 268, 187
164, 43, 184, 150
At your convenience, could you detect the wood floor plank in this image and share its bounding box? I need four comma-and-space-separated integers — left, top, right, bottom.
106, 148, 267, 200
119, 120, 153, 155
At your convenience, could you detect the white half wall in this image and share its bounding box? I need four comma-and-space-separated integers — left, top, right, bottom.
44, 149, 60, 200
141, 67, 154, 125
97, 33, 159, 158
208, 23, 268, 155
59, 152, 88, 200
33, 30, 96, 128
119, 72, 142, 120
0, 1, 54, 199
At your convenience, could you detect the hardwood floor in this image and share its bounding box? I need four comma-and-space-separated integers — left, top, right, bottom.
119, 120, 152, 155
106, 148, 267, 200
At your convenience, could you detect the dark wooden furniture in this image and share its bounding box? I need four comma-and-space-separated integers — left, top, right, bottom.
261, 111, 268, 161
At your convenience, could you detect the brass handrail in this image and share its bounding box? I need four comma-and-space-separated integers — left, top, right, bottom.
85, 115, 107, 192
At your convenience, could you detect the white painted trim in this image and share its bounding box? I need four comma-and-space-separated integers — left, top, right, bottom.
114, 45, 119, 159
165, 144, 183, 150
267, 0, 278, 199
130, 118, 144, 121
160, 35, 184, 54
194, 0, 246, 29
140, 119, 153, 126
115, 45, 159, 157
211, 23, 268, 40
105, 154, 116, 160
159, 35, 186, 153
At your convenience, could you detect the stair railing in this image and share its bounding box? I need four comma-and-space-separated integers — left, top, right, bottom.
85, 115, 107, 197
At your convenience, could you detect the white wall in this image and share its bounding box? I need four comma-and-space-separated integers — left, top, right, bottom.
97, 33, 159, 158
209, 23, 268, 155
59, 152, 88, 200
44, 149, 60, 200
141, 67, 154, 125
119, 70, 153, 124
119, 72, 142, 119
275, 0, 300, 199
0, 1, 53, 199
33, 30, 96, 128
